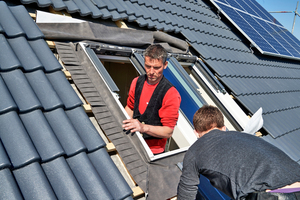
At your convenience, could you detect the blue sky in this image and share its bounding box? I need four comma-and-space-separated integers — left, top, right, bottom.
256, 0, 300, 40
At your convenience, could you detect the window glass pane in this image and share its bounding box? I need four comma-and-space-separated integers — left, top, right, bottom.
163, 60, 204, 124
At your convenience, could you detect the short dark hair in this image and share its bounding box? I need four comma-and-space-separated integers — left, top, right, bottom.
193, 105, 224, 133
144, 44, 168, 64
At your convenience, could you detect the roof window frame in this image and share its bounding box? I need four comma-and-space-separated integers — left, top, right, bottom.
79, 42, 198, 161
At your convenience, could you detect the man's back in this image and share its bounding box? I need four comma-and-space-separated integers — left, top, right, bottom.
178, 129, 300, 199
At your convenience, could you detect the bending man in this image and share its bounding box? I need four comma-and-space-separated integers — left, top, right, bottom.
177, 105, 300, 200
122, 44, 181, 154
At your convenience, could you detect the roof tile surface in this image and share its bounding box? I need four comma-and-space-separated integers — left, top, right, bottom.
0, 1, 133, 199
28, 0, 300, 163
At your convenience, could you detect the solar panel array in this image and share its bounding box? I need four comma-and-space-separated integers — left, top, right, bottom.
210, 0, 300, 60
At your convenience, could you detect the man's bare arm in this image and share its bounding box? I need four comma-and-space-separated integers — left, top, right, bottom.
123, 105, 173, 138
122, 118, 173, 138
124, 105, 133, 119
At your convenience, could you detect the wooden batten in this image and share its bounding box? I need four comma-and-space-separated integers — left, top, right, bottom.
115, 20, 129, 29
29, 12, 36, 20
46, 40, 56, 49
82, 104, 92, 113
132, 186, 144, 198
106, 142, 116, 153
63, 70, 72, 79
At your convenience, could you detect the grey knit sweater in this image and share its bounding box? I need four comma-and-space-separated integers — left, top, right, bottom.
177, 129, 300, 200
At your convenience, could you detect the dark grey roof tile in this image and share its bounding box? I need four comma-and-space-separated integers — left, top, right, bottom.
190, 42, 215, 59
143, 19, 156, 29
65, 106, 106, 152
81, 0, 103, 18
0, 34, 21, 71
38, 0, 53, 7
127, 14, 137, 22
19, 0, 37, 5
1, 69, 42, 113
44, 108, 86, 156
7, 36, 43, 72
101, 0, 117, 10
136, 17, 149, 27
0, 76, 17, 114
73, 0, 92, 16
42, 156, 87, 200
25, 69, 64, 111
92, 0, 107, 8
170, 3, 186, 16
50, 0, 67, 10
88, 148, 133, 200
263, 108, 300, 138
130, 2, 144, 18
99, 7, 112, 19
156, 1, 173, 14
13, 162, 56, 200
263, 134, 300, 162
9, 5, 44, 40
111, 0, 126, 13
141, 6, 158, 21
0, 168, 23, 200
19, 109, 65, 162
139, 4, 153, 19
153, 21, 164, 31
46, 70, 82, 109
63, 0, 80, 13
0, 111, 40, 169
110, 10, 123, 21
28, 39, 62, 72
226, 77, 300, 96
163, 23, 175, 32
237, 92, 300, 117
119, 12, 128, 19
0, 141, 11, 170
66, 152, 113, 200
121, 0, 136, 15
0, 2, 25, 38
0, 2, 135, 199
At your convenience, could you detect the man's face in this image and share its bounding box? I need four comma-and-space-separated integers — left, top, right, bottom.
144, 56, 168, 85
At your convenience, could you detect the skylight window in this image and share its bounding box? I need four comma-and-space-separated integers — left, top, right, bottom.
80, 42, 199, 161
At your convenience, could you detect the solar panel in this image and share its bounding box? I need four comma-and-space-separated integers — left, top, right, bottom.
210, 0, 300, 60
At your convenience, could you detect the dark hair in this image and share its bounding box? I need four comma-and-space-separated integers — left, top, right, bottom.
144, 44, 168, 64
193, 105, 224, 133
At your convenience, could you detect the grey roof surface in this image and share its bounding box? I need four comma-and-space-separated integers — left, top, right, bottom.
0, 0, 299, 199
54, 41, 149, 190
47, 0, 299, 163
19, 0, 300, 162
54, 41, 186, 200
0, 1, 133, 199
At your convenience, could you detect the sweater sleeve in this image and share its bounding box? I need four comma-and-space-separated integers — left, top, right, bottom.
159, 87, 181, 129
177, 150, 200, 200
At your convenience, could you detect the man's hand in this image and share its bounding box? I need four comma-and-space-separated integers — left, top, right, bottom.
122, 118, 173, 138
122, 119, 146, 133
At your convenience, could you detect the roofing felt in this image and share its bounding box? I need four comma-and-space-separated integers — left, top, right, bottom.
19, 0, 300, 163
0, 1, 133, 199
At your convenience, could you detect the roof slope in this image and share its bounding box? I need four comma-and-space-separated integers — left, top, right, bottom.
29, 0, 299, 163
0, 1, 133, 199
54, 41, 185, 200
